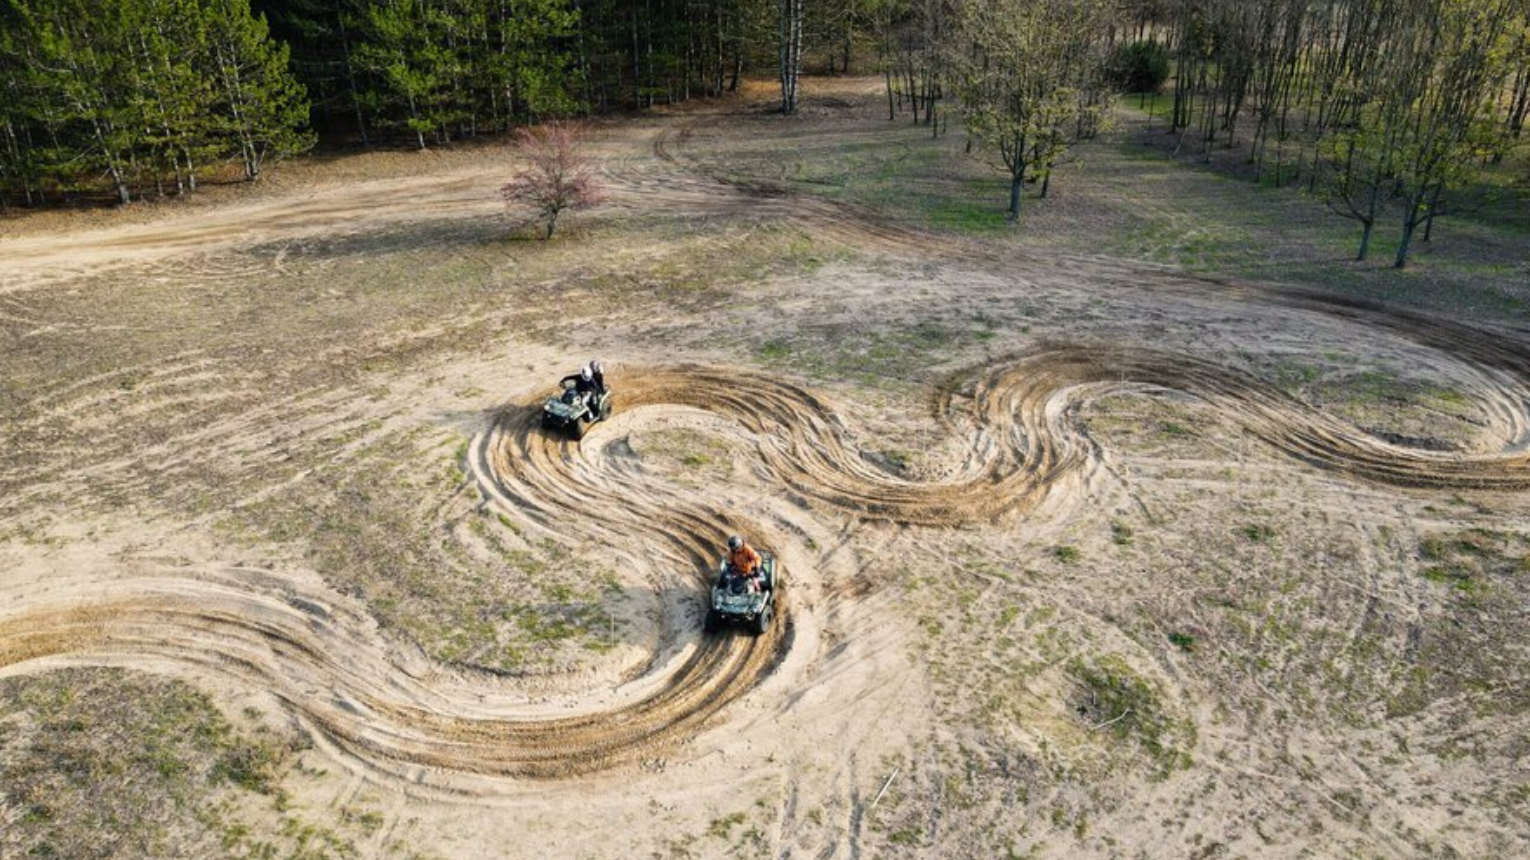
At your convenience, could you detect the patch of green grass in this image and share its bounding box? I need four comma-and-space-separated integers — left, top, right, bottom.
1242, 524, 1276, 543
926, 197, 1011, 234
1069, 654, 1195, 775
1420, 535, 1448, 561
1054, 545, 1082, 563
1167, 631, 1196, 652
1422, 565, 1478, 593
888, 827, 924, 846
758, 339, 792, 361
706, 812, 747, 839
1414, 532, 1515, 595
1111, 521, 1135, 546
1272, 363, 1322, 392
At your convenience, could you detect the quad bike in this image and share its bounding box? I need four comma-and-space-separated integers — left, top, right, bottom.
541, 380, 613, 440
704, 553, 780, 636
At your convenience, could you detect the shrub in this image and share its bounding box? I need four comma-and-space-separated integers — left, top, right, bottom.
1109, 41, 1171, 94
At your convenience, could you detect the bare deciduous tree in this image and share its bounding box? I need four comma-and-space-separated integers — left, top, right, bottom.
500, 121, 602, 239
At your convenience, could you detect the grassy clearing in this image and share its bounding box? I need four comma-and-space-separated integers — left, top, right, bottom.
0, 668, 421, 860
701, 92, 1530, 322
756, 319, 984, 390
764, 124, 1014, 234
1311, 370, 1477, 445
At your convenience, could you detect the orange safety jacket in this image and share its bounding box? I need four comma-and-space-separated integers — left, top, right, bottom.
729, 544, 762, 575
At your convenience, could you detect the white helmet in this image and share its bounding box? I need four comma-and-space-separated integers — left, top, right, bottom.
580, 365, 593, 382
591, 360, 603, 375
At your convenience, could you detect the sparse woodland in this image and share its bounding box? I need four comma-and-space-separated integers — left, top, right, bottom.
2, 0, 1527, 266
880, 0, 1528, 265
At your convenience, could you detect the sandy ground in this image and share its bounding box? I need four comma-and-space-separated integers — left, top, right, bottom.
2, 79, 1529, 859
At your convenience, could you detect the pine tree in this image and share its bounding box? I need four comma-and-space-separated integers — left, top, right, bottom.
206, 0, 314, 180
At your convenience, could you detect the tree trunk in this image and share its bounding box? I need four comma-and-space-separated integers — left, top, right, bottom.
1421, 183, 1444, 243
778, 0, 802, 113
1394, 190, 1427, 269
1394, 219, 1417, 268
341, 19, 370, 146
1007, 172, 1023, 222
631, 4, 641, 108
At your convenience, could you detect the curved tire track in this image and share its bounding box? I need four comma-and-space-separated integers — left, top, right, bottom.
4, 337, 1529, 782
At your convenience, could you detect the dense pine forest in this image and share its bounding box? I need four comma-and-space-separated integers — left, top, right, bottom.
2, 0, 1526, 264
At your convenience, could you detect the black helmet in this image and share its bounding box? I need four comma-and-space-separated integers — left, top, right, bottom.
727, 535, 743, 551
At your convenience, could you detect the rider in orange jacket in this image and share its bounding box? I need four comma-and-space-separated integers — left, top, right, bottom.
727, 535, 762, 590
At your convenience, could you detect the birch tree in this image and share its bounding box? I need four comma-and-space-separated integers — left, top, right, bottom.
779, 0, 803, 112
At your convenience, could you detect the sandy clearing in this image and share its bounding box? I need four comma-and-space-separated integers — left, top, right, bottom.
2, 80, 1529, 859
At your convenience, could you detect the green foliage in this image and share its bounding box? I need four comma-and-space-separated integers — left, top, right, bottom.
0, 0, 311, 202
268, 0, 734, 149
1242, 523, 1276, 543
1107, 40, 1169, 93
208, 0, 315, 179
706, 812, 747, 839
952, 0, 1117, 219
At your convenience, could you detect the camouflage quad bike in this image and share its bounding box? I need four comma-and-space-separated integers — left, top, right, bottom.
704, 553, 780, 635
541, 379, 612, 440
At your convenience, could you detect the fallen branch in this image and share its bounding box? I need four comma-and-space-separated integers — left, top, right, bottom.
869, 766, 901, 810
1089, 709, 1132, 732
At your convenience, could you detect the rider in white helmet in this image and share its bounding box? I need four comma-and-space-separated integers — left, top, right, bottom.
588, 360, 606, 395
559, 363, 599, 409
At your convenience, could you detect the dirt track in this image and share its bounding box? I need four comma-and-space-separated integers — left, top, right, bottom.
2, 81, 1529, 857
5, 344, 1528, 781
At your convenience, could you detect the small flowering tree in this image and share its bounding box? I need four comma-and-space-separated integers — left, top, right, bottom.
500, 122, 602, 239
